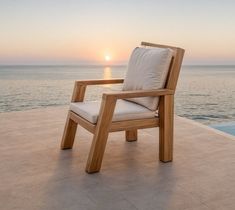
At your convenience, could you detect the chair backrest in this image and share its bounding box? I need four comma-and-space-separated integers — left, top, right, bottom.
141, 42, 185, 91
122, 42, 185, 111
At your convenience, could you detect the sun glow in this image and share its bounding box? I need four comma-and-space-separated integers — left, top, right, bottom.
104, 55, 111, 61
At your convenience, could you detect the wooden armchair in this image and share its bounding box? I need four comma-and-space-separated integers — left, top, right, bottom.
61, 42, 185, 173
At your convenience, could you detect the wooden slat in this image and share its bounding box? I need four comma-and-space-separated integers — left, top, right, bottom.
60, 112, 78, 149
69, 111, 96, 133
75, 78, 124, 85
86, 95, 117, 173
110, 118, 159, 132
159, 95, 174, 162
141, 41, 181, 51
103, 89, 174, 99
166, 48, 185, 90
126, 130, 138, 142
71, 84, 86, 102
71, 79, 124, 102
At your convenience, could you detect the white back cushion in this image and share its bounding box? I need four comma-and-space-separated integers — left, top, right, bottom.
122, 47, 173, 111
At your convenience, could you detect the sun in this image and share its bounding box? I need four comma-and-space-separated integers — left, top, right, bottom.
104, 55, 111, 61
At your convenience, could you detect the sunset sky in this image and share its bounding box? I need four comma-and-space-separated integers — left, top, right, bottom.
1, 0, 235, 65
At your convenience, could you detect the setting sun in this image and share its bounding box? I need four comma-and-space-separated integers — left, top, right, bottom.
105, 55, 111, 61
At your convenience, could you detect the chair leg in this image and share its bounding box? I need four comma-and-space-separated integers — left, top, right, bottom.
126, 129, 138, 142
85, 129, 110, 173
159, 95, 174, 162
85, 95, 117, 173
61, 112, 78, 150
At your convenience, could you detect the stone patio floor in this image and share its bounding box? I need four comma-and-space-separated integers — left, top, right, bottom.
0, 106, 235, 210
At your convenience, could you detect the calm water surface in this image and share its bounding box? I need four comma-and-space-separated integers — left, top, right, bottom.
0, 65, 234, 126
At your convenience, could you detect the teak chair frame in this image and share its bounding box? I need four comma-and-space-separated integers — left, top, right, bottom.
61, 42, 185, 173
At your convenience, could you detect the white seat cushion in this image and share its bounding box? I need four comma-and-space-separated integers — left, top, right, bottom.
123, 47, 173, 111
70, 99, 156, 124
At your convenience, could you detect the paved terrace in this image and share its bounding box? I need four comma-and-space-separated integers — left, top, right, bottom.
0, 106, 235, 210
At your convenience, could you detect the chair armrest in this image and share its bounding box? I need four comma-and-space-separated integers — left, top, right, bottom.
71, 78, 124, 102
75, 78, 124, 86
96, 89, 174, 128
102, 89, 174, 100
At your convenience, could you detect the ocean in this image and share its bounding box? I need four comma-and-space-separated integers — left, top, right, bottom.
0, 65, 234, 129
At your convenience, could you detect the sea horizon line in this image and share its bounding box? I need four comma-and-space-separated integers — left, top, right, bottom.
1, 64, 235, 67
